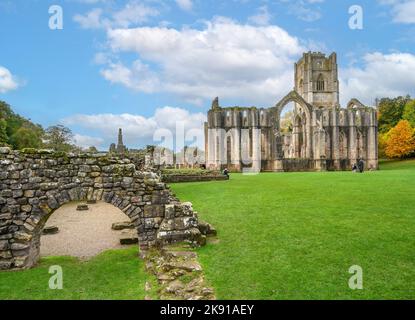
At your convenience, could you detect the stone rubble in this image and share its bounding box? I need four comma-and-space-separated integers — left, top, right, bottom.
144, 247, 216, 300
112, 221, 134, 231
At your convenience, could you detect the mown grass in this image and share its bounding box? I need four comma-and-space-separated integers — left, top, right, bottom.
170, 159, 415, 300
0, 247, 158, 300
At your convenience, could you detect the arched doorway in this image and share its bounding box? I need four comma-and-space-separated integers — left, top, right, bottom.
271, 91, 313, 161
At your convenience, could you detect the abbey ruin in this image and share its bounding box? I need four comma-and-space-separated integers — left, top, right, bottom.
205, 52, 378, 172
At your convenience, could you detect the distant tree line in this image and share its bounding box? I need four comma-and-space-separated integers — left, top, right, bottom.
0, 100, 96, 152
377, 96, 415, 159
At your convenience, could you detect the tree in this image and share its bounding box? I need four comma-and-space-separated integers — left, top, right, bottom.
11, 127, 43, 150
403, 99, 415, 128
385, 120, 415, 158
378, 131, 390, 159
378, 96, 411, 133
44, 125, 74, 152
0, 118, 8, 146
0, 100, 44, 149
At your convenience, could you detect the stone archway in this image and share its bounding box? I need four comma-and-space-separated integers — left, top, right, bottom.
347, 98, 366, 110
0, 148, 204, 270
270, 90, 313, 161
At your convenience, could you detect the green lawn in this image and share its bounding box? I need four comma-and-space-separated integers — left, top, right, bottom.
170, 159, 415, 300
0, 247, 157, 300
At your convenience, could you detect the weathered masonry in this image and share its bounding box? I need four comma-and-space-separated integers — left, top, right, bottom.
205, 52, 378, 172
0, 148, 204, 270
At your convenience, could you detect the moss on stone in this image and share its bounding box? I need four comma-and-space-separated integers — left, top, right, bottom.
21, 148, 38, 154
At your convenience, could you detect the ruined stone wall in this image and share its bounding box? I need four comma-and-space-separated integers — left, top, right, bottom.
205, 102, 378, 172
0, 148, 204, 270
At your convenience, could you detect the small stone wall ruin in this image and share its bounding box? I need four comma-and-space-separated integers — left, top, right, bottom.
0, 148, 204, 270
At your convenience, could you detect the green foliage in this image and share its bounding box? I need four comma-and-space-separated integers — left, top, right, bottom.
43, 124, 75, 152
0, 118, 8, 146
0, 100, 44, 149
403, 99, 415, 128
171, 161, 415, 299
10, 127, 43, 150
378, 96, 411, 133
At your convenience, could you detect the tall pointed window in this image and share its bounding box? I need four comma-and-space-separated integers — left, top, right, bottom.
317, 74, 325, 91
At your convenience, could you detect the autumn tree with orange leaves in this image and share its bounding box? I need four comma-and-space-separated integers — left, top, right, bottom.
385, 120, 415, 158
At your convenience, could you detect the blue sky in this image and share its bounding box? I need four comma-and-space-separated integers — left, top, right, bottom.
1, 0, 415, 150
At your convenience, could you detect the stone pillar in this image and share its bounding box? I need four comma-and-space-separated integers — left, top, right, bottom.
207, 128, 216, 169
204, 122, 208, 166
252, 128, 261, 173
233, 128, 241, 171
293, 125, 300, 158
215, 130, 224, 170
348, 111, 358, 165
313, 128, 327, 171
332, 111, 340, 170
305, 120, 312, 159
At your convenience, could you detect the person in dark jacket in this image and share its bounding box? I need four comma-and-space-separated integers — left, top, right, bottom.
358, 158, 365, 173
223, 168, 229, 178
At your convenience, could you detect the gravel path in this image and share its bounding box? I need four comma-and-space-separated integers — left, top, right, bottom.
40, 201, 135, 259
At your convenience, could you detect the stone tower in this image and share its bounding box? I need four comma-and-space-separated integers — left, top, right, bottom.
116, 128, 127, 154
294, 52, 339, 109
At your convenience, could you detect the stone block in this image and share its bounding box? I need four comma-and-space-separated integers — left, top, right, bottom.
20, 205, 32, 213
43, 226, 59, 235
76, 204, 89, 211
120, 230, 138, 245
112, 221, 134, 231
144, 205, 165, 218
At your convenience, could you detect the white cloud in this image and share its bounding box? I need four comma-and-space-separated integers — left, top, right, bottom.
340, 52, 415, 106
378, 0, 415, 24
72, 134, 104, 148
248, 6, 272, 26
0, 66, 19, 93
279, 0, 324, 22
73, 8, 105, 29
103, 17, 305, 106
112, 2, 159, 28
175, 0, 193, 12
63, 107, 207, 149
101, 60, 160, 92
73, 1, 159, 29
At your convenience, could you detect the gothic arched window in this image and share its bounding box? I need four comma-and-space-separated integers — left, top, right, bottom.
317, 74, 325, 91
